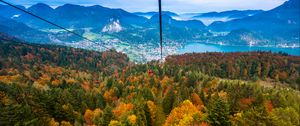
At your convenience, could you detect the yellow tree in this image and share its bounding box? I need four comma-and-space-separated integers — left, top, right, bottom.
146, 101, 157, 125
164, 100, 202, 126
128, 114, 137, 125
113, 103, 134, 118
84, 108, 103, 125
108, 120, 122, 126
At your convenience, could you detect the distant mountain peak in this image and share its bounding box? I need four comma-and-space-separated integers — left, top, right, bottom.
60, 3, 81, 7
28, 3, 53, 10
55, 3, 85, 10
89, 5, 106, 9
28, 3, 54, 15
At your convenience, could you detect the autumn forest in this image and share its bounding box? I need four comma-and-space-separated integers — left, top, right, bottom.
0, 37, 299, 126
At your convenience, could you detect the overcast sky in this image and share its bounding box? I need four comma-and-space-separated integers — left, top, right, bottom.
4, 0, 287, 13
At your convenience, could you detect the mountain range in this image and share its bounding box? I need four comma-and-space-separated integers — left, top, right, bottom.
134, 11, 179, 18
1, 3, 148, 29
193, 10, 264, 19
209, 0, 299, 45
0, 0, 299, 48
0, 3, 208, 44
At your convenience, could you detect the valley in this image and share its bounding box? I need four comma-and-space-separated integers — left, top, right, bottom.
0, 0, 299, 62
42, 27, 300, 62
0, 0, 299, 125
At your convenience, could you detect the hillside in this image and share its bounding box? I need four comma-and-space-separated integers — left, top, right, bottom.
209, 0, 299, 32
209, 0, 299, 45
166, 52, 300, 88
0, 16, 50, 43
0, 37, 299, 125
0, 33, 130, 75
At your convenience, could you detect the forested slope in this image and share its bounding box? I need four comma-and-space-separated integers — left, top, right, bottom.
166, 52, 300, 88
0, 38, 299, 126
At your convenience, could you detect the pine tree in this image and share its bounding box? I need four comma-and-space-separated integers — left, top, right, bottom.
208, 97, 231, 126
144, 103, 152, 126
162, 89, 175, 115
102, 106, 114, 126
96, 93, 106, 109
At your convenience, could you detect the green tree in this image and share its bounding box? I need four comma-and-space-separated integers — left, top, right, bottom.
208, 97, 231, 126
162, 89, 175, 115
236, 107, 273, 126
102, 106, 114, 126
270, 107, 299, 126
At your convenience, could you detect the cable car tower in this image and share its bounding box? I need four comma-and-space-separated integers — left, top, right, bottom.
158, 0, 163, 62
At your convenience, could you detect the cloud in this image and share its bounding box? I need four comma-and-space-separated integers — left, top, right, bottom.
3, 0, 287, 13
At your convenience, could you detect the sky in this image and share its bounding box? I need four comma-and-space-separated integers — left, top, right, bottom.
4, 0, 287, 13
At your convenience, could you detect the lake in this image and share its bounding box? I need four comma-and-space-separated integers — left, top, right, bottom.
178, 43, 300, 56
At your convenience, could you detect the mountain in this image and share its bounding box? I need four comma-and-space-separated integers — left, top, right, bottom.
134, 11, 179, 18
0, 4, 26, 19
89, 14, 209, 47
55, 4, 147, 28
144, 14, 209, 42
0, 15, 85, 43
149, 14, 206, 30
211, 29, 270, 46
193, 10, 264, 19
228, 10, 264, 18
14, 3, 56, 29
9, 3, 148, 29
1, 1, 298, 49
177, 10, 263, 26
209, 0, 299, 44
107, 14, 209, 45
0, 16, 50, 43
0, 3, 210, 51
27, 3, 55, 16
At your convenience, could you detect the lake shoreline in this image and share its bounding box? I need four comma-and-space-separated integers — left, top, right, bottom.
178, 42, 300, 56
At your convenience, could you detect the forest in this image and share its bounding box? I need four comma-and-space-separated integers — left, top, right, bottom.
0, 38, 299, 126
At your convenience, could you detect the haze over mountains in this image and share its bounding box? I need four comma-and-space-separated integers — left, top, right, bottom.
134, 11, 179, 19
193, 10, 264, 19
0, 0, 299, 61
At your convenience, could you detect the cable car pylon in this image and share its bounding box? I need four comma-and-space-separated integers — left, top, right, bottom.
158, 0, 163, 62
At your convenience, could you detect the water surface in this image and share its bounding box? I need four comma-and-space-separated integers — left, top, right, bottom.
178, 43, 300, 56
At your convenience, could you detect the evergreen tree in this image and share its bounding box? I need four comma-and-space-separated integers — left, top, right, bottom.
96, 93, 106, 109
162, 89, 175, 115
144, 103, 152, 126
208, 97, 231, 126
102, 106, 114, 126
141, 88, 154, 101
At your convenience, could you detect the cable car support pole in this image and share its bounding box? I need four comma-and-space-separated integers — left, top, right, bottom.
158, 0, 163, 62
